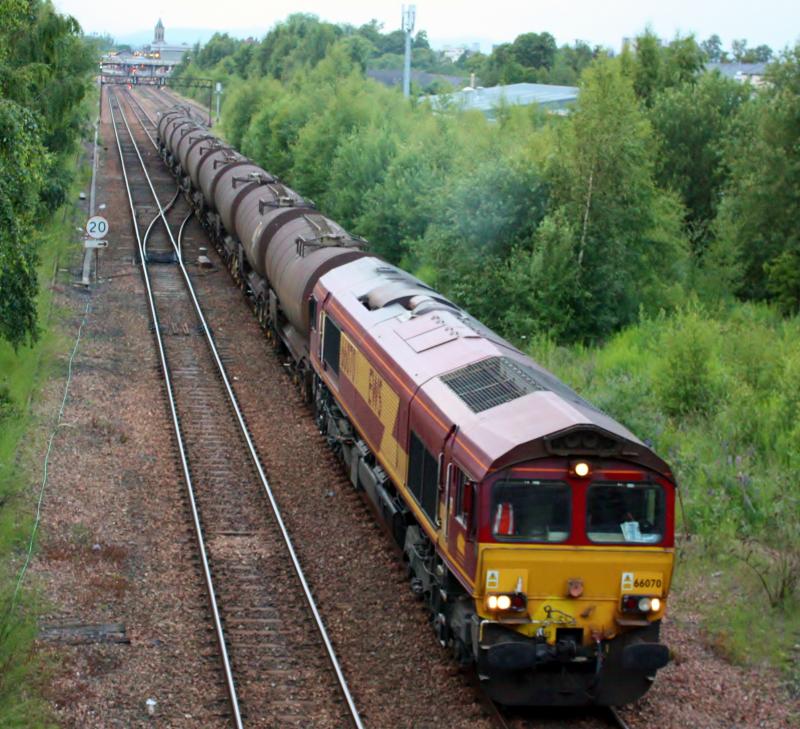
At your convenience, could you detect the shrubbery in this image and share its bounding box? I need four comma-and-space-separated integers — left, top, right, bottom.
532, 303, 800, 612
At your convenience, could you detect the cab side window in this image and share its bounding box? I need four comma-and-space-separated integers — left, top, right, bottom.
322, 315, 341, 375
452, 466, 474, 530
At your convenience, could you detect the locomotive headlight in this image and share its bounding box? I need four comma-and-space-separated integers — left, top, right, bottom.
650, 597, 661, 612
638, 597, 652, 612
487, 595, 499, 610
497, 595, 512, 611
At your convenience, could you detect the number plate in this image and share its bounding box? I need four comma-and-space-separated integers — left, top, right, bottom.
620, 571, 664, 595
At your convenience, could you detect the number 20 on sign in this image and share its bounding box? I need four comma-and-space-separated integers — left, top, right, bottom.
86, 215, 109, 239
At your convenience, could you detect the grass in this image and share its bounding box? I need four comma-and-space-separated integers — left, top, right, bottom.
675, 539, 800, 696
530, 302, 800, 693
0, 155, 91, 727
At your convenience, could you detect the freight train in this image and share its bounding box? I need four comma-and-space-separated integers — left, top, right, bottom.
156, 105, 675, 707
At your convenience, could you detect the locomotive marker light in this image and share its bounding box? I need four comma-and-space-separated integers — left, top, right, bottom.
486, 592, 528, 612
622, 594, 661, 613
572, 461, 591, 478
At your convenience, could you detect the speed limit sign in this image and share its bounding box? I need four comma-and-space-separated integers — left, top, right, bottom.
86, 215, 109, 239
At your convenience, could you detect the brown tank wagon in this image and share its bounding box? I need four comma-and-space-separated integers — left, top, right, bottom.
214, 164, 275, 235
232, 183, 310, 278
184, 138, 227, 191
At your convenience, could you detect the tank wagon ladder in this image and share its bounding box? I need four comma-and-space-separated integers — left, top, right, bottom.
108, 88, 364, 729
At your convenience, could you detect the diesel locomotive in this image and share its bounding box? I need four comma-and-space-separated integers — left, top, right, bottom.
156, 105, 675, 707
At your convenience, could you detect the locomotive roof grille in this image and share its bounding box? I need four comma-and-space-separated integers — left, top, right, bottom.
441, 356, 546, 413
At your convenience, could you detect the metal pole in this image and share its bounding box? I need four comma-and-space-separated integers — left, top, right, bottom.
215, 82, 222, 124
402, 5, 416, 99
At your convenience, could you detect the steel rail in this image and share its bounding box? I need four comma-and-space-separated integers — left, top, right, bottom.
107, 90, 245, 729
177, 209, 193, 262
142, 186, 181, 260
118, 88, 365, 729
608, 706, 632, 729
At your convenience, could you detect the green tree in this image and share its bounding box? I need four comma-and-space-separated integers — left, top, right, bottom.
748, 44, 773, 63
546, 58, 688, 340
713, 46, 800, 311
732, 38, 748, 62
324, 122, 401, 229
481, 43, 527, 85
650, 71, 749, 253
701, 34, 724, 62
0, 0, 94, 347
512, 32, 557, 70
195, 33, 241, 69
290, 70, 381, 199
625, 30, 704, 106
0, 100, 48, 348
631, 30, 663, 105
255, 14, 342, 80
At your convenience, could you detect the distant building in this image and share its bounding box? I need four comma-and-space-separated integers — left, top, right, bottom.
101, 19, 188, 81
706, 62, 767, 85
424, 82, 579, 119
141, 19, 189, 63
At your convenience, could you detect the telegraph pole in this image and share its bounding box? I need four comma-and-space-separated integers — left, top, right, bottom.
402, 4, 416, 98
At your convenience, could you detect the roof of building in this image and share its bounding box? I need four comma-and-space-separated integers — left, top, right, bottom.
425, 82, 579, 114
706, 62, 768, 78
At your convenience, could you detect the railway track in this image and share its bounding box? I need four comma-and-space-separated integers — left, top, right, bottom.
107, 86, 363, 729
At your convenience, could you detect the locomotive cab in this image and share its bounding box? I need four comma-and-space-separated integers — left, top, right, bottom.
467, 458, 675, 706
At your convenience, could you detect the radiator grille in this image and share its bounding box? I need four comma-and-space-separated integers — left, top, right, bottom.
441, 357, 545, 413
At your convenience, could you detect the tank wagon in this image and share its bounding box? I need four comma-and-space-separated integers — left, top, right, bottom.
157, 107, 675, 707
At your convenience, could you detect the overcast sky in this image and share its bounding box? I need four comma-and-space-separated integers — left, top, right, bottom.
55, 0, 799, 52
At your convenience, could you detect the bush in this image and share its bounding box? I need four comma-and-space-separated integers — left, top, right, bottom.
652, 305, 723, 416
0, 387, 17, 421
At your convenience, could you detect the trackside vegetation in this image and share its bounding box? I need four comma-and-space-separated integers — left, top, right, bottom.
172, 16, 800, 687
1, 0, 96, 724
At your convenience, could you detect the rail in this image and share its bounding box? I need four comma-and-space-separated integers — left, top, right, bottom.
107, 90, 244, 729
111, 87, 364, 729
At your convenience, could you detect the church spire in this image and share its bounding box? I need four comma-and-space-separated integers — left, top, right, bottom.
154, 18, 164, 44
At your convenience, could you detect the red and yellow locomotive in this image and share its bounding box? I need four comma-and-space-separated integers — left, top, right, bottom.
158, 107, 675, 707
310, 259, 674, 706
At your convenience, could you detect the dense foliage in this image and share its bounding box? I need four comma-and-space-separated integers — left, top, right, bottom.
171, 20, 800, 646
171, 18, 800, 338
0, 0, 95, 348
